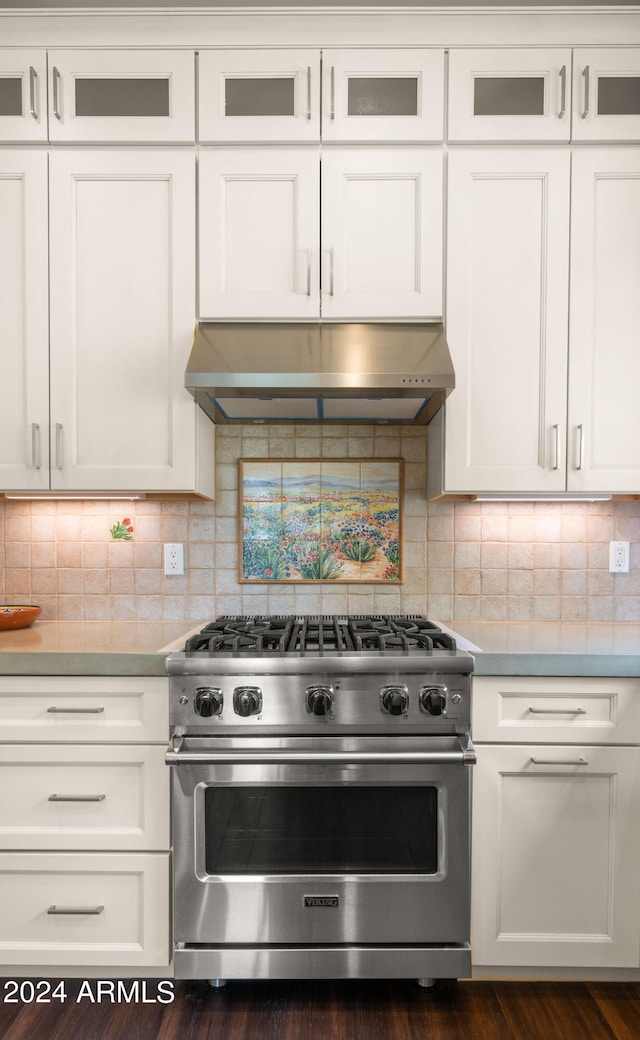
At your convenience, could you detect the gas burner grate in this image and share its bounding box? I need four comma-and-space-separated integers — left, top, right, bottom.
184, 615, 456, 655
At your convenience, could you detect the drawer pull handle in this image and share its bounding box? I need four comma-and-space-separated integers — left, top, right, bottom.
52, 66, 62, 120
47, 905, 104, 915
47, 706, 105, 714
528, 706, 587, 715
29, 66, 39, 120
558, 64, 567, 119
48, 794, 106, 802
530, 757, 588, 766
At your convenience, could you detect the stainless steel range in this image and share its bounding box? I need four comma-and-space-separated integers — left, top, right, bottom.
165, 614, 475, 987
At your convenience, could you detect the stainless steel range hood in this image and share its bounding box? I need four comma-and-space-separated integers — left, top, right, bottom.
185, 323, 455, 425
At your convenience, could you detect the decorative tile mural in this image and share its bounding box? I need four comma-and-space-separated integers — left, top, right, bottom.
239, 459, 402, 583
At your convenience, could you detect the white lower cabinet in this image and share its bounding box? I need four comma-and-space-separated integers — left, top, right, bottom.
472, 676, 640, 973
0, 852, 169, 967
0, 676, 171, 974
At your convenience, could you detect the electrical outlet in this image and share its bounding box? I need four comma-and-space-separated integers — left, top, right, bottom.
164, 543, 184, 576
609, 541, 630, 574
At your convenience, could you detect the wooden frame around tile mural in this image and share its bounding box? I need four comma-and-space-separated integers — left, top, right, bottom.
239, 459, 403, 583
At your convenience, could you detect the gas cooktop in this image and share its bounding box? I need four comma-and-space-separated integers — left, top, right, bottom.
182, 615, 458, 656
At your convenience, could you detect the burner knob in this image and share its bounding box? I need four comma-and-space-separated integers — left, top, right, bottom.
306, 685, 334, 717
420, 686, 447, 716
194, 687, 223, 718
233, 686, 263, 717
380, 685, 409, 716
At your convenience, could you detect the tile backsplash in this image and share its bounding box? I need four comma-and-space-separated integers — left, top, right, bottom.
1, 424, 639, 624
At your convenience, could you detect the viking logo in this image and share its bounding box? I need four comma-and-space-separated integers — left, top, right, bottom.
304, 895, 339, 908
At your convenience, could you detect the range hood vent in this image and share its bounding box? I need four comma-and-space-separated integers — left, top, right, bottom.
185, 322, 455, 425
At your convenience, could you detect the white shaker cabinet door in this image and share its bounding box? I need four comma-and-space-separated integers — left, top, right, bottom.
0, 49, 47, 142
198, 49, 320, 142
48, 150, 201, 493
443, 149, 570, 494
321, 147, 443, 319
568, 149, 640, 494
472, 744, 640, 969
198, 147, 320, 319
572, 49, 640, 142
0, 151, 49, 492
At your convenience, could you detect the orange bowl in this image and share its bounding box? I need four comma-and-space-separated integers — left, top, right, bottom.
0, 605, 42, 631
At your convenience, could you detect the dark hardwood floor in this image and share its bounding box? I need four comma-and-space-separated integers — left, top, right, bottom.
2, 978, 640, 1040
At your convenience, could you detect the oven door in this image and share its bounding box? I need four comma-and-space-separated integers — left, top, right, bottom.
168, 735, 474, 947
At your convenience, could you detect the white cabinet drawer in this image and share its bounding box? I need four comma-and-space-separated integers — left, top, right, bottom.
0, 676, 169, 743
0, 852, 170, 966
0, 745, 168, 851
473, 676, 640, 744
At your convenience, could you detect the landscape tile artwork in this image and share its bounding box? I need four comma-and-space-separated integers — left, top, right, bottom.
239, 459, 402, 583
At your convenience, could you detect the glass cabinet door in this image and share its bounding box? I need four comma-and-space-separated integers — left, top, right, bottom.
573, 49, 640, 142
448, 48, 572, 142
47, 49, 195, 142
198, 50, 320, 142
322, 49, 444, 142
0, 50, 47, 142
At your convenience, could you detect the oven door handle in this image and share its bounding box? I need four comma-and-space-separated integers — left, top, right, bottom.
165, 735, 476, 767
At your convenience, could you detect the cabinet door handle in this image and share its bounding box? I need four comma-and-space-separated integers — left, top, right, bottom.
47, 905, 104, 916
305, 248, 311, 296
552, 423, 560, 471
330, 65, 335, 120
31, 422, 41, 470
29, 66, 39, 120
306, 65, 312, 120
48, 793, 106, 802
528, 706, 587, 715
575, 423, 584, 470
530, 756, 588, 766
329, 248, 334, 295
55, 422, 63, 469
52, 66, 62, 120
47, 706, 105, 714
558, 65, 567, 119
581, 65, 590, 119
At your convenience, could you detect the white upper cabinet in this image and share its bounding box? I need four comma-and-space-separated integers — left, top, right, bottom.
198, 147, 442, 320
322, 49, 444, 142
572, 48, 640, 142
568, 149, 640, 493
440, 149, 570, 494
47, 49, 195, 142
448, 48, 572, 142
0, 151, 49, 491
198, 147, 320, 319
198, 49, 320, 142
0, 49, 47, 142
49, 150, 210, 493
321, 148, 443, 319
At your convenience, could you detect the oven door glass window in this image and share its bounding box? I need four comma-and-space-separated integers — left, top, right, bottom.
204, 786, 438, 874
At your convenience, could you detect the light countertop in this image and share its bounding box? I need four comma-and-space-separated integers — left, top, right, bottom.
0, 621, 197, 676
446, 622, 640, 677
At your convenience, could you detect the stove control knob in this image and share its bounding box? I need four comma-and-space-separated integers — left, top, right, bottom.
194, 687, 223, 718
306, 685, 334, 717
233, 686, 263, 717
380, 685, 409, 717
420, 685, 447, 716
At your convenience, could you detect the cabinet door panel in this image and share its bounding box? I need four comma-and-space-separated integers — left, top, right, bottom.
472, 745, 640, 968
48, 49, 194, 142
0, 50, 47, 142
0, 852, 169, 966
568, 150, 640, 493
573, 49, 640, 142
321, 148, 442, 318
0, 152, 49, 491
444, 150, 569, 493
199, 50, 320, 142
49, 150, 198, 491
322, 49, 444, 142
448, 49, 571, 142
0, 745, 168, 851
199, 148, 320, 318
